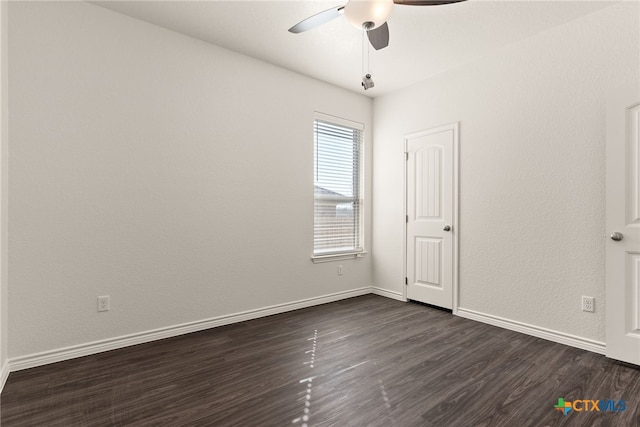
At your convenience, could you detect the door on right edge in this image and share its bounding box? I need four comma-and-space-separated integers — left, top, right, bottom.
606, 85, 640, 365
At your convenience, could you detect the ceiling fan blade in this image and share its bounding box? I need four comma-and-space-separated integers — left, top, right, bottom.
288, 5, 345, 34
393, 0, 467, 5
367, 22, 389, 50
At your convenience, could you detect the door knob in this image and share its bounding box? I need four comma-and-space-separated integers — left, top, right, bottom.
443, 225, 451, 232
610, 232, 623, 241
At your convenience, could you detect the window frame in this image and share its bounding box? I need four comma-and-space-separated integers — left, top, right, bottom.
311, 112, 366, 263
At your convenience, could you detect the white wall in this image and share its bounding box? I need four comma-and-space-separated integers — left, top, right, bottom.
8, 1, 372, 360
373, 3, 639, 343
1, 0, 9, 385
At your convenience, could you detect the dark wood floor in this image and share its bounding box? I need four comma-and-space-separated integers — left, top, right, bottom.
2, 295, 639, 426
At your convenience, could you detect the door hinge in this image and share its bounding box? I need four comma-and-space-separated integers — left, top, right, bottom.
406, 215, 409, 223
405, 152, 409, 161
405, 277, 408, 285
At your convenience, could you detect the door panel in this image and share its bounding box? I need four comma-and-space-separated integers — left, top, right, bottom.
627, 103, 640, 226
627, 253, 640, 334
415, 146, 442, 220
415, 237, 442, 288
606, 85, 640, 365
406, 124, 457, 309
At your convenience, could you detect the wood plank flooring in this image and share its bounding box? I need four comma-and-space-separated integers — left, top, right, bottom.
2, 295, 639, 426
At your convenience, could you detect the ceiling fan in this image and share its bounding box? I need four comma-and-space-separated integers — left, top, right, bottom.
289, 0, 467, 50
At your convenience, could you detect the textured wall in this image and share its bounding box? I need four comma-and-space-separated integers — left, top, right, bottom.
1, 0, 8, 378
372, 3, 639, 342
8, 2, 372, 359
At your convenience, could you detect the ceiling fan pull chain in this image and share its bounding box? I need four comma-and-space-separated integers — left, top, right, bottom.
367, 37, 371, 74
361, 28, 365, 77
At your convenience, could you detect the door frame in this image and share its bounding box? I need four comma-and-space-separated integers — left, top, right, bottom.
403, 122, 460, 313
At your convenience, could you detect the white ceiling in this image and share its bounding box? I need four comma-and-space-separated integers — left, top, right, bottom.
91, 0, 615, 97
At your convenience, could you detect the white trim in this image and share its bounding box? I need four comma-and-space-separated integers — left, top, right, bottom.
452, 123, 460, 314
456, 307, 606, 355
314, 111, 364, 131
371, 287, 406, 302
0, 360, 8, 393
5, 290, 608, 376
311, 251, 367, 263
403, 146, 408, 301
9, 287, 371, 372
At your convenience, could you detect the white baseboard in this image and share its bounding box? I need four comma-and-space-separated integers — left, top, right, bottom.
9, 287, 372, 372
456, 307, 606, 355
6, 291, 607, 378
371, 286, 406, 302
0, 360, 8, 392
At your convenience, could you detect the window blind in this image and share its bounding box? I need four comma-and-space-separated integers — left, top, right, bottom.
314, 118, 363, 255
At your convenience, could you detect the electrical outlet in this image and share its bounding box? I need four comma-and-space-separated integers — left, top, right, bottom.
582, 296, 595, 313
97, 295, 110, 312
337, 265, 343, 276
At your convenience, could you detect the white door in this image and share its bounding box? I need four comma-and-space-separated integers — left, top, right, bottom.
606, 85, 640, 365
405, 123, 458, 309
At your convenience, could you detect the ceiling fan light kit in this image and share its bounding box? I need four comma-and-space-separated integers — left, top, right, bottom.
343, 0, 394, 30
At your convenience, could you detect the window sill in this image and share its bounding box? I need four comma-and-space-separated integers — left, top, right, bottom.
311, 251, 368, 263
